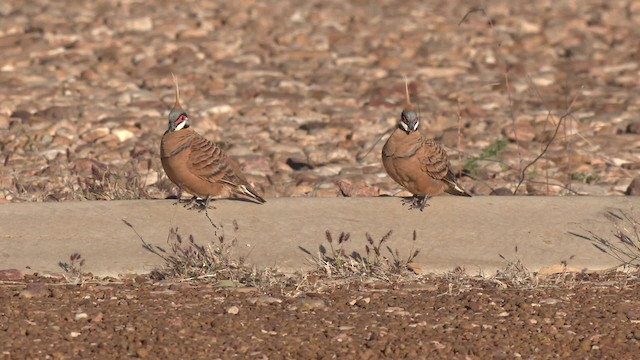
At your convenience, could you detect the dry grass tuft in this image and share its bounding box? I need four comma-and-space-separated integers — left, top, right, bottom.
124, 214, 284, 289
570, 209, 640, 271
300, 229, 421, 282
57, 252, 90, 285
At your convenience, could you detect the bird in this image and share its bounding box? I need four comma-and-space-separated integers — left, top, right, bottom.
160, 74, 266, 209
381, 80, 471, 211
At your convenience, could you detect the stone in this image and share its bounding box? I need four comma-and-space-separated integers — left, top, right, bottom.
625, 177, 640, 196
0, 269, 23, 281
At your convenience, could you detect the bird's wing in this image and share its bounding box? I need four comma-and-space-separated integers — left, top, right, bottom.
419, 139, 471, 196
188, 135, 244, 185
188, 134, 266, 203
418, 138, 451, 181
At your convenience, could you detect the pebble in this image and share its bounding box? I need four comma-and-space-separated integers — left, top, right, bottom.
625, 177, 640, 195
74, 313, 89, 321
19, 283, 50, 299
247, 296, 282, 306
295, 298, 327, 311
226, 306, 240, 315
0, 269, 23, 281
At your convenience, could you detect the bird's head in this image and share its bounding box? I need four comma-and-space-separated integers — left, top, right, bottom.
168, 73, 190, 132
398, 78, 419, 134
399, 107, 419, 134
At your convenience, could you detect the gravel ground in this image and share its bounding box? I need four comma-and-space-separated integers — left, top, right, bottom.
2, 0, 640, 202
1, 273, 640, 359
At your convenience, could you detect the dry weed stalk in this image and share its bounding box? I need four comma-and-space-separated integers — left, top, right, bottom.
73, 160, 152, 201
570, 209, 640, 270
123, 217, 279, 288
495, 249, 538, 289
303, 229, 420, 281
58, 252, 88, 285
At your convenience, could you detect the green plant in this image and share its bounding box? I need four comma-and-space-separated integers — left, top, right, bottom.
462, 137, 509, 176
571, 172, 599, 184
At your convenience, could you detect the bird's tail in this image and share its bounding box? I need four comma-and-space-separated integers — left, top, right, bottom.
238, 184, 266, 204
442, 169, 472, 197
445, 182, 472, 197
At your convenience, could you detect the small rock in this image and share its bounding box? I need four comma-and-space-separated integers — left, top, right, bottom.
0, 269, 23, 281
539, 298, 561, 305
69, 331, 81, 338
626, 121, 640, 134
40, 148, 66, 161
291, 185, 314, 196
406, 262, 423, 274
401, 283, 439, 292
112, 129, 135, 142
285, 157, 313, 171
296, 298, 327, 311
92, 312, 104, 323
490, 187, 513, 196
502, 121, 535, 143
125, 17, 153, 32
226, 306, 240, 315
0, 115, 9, 129
74, 313, 89, 321
136, 347, 150, 358
80, 69, 100, 81
247, 296, 282, 306
385, 307, 410, 316
19, 283, 50, 299
206, 104, 233, 115
34, 106, 79, 121
355, 297, 371, 308
332, 333, 351, 342
617, 303, 640, 321
305, 147, 351, 166
81, 127, 110, 142
625, 177, 640, 195
337, 179, 379, 197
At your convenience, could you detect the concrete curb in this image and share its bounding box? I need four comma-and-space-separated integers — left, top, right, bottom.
0, 197, 635, 277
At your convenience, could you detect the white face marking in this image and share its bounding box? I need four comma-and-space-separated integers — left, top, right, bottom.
411, 120, 419, 132
174, 119, 187, 131
399, 120, 409, 132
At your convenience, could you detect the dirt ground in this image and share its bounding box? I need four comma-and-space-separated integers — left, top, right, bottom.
1, 273, 640, 359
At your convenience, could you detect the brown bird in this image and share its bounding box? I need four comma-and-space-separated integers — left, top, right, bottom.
160, 74, 265, 208
382, 80, 470, 211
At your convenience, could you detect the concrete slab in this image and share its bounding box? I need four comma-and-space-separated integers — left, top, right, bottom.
0, 197, 636, 277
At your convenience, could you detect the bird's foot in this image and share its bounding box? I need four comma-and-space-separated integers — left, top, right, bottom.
402, 195, 430, 211
185, 196, 216, 212
172, 196, 191, 206
179, 196, 216, 211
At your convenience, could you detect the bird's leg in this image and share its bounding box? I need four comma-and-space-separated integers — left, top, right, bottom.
181, 196, 216, 212
415, 195, 430, 211
197, 196, 216, 212
402, 195, 430, 211
179, 195, 198, 208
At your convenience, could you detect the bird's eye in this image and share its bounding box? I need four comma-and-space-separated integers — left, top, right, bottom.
179, 114, 188, 122
401, 114, 408, 124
